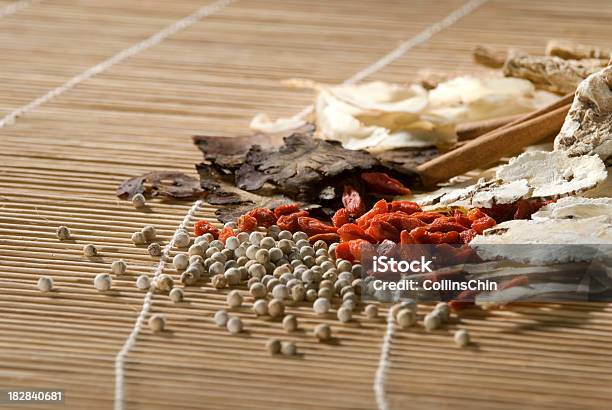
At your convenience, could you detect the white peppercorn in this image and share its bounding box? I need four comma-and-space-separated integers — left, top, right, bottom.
337, 260, 352, 273
56, 226, 71, 240
111, 260, 127, 275
83, 244, 97, 257
424, 312, 442, 331
224, 221, 237, 229
268, 299, 285, 318
209, 239, 224, 249
188, 244, 204, 257
237, 232, 250, 243
391, 299, 417, 319
277, 239, 293, 254
214, 309, 229, 326
132, 193, 146, 208
94, 273, 112, 291
238, 266, 248, 280
434, 302, 450, 321
291, 284, 306, 302
318, 287, 333, 300
305, 288, 317, 302
236, 256, 249, 267
224, 268, 241, 286
397, 310, 416, 328
174, 231, 190, 248
252, 299, 268, 316
225, 236, 240, 251
227, 317, 243, 334
313, 297, 331, 315
169, 287, 184, 303
281, 341, 297, 356
147, 243, 162, 257
314, 323, 332, 341
337, 307, 352, 323
211, 274, 226, 289
142, 225, 156, 242
154, 274, 174, 292
37, 276, 54, 292
278, 230, 292, 240
269, 247, 284, 262
226, 290, 243, 308
255, 249, 270, 264
282, 315, 298, 332
245, 245, 259, 260
209, 261, 225, 276
365, 304, 378, 319
313, 240, 328, 251
293, 231, 308, 241
249, 231, 264, 246
302, 255, 315, 267
205, 247, 216, 258
180, 271, 197, 286
136, 275, 151, 290
351, 264, 363, 277
279, 272, 294, 285
272, 284, 289, 300
266, 338, 281, 354
221, 248, 234, 260
328, 243, 337, 260
342, 300, 355, 311
247, 263, 266, 279
454, 329, 470, 347
259, 236, 274, 249
148, 314, 165, 332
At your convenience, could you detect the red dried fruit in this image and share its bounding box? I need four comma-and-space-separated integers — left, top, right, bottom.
342, 185, 366, 217
368, 212, 425, 232
459, 229, 477, 244
274, 204, 300, 218
365, 221, 400, 242
332, 208, 351, 228
356, 199, 388, 227
335, 242, 354, 261
499, 275, 529, 290
337, 223, 375, 242
276, 210, 309, 232
388, 200, 421, 215
194, 220, 219, 238
452, 211, 473, 228
466, 208, 487, 222
400, 230, 415, 245
449, 289, 479, 311
219, 226, 235, 244
471, 215, 496, 234
410, 211, 445, 224
237, 214, 258, 232
309, 233, 340, 245
297, 217, 337, 236
427, 216, 468, 233
348, 239, 372, 260
246, 207, 277, 228
409, 227, 460, 244
360, 172, 412, 195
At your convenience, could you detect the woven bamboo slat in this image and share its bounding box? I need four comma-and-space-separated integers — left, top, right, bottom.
0, 0, 610, 409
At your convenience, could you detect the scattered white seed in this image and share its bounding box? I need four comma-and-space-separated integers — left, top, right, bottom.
305, 288, 317, 302
173, 253, 189, 272
391, 299, 417, 319
37, 276, 54, 292
282, 315, 298, 332
317, 287, 333, 300
337, 260, 352, 272
227, 317, 243, 334
424, 312, 442, 331
142, 225, 156, 242
434, 302, 450, 321
174, 231, 190, 248
211, 274, 227, 289
281, 341, 297, 356
365, 304, 378, 319
135, 275, 150, 290
252, 299, 268, 316
93, 273, 112, 291
131, 231, 146, 245
180, 271, 197, 286
111, 260, 127, 275
209, 261, 225, 276
268, 299, 285, 318
291, 284, 306, 302
224, 268, 241, 286
266, 338, 281, 355
255, 248, 270, 264
314, 323, 332, 341
227, 290, 244, 308
250, 282, 267, 299
337, 307, 352, 323
272, 284, 289, 300
147, 243, 162, 257
169, 287, 184, 303
225, 236, 240, 251
132, 193, 146, 208
154, 274, 174, 292
293, 231, 308, 241
188, 244, 204, 257
313, 297, 331, 315
397, 310, 416, 328
454, 329, 470, 347
260, 236, 275, 249
83, 244, 97, 257
148, 314, 166, 332
214, 309, 229, 326
56, 226, 71, 240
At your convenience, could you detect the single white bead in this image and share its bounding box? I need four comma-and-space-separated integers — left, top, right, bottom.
268, 299, 285, 317
147, 242, 162, 257
131, 231, 146, 245
454, 329, 470, 347
226, 317, 243, 334
337, 307, 352, 323
154, 274, 174, 292
252, 299, 268, 316
224, 268, 242, 286
365, 304, 378, 319
37, 276, 54, 292
173, 253, 189, 272
434, 302, 450, 321
272, 284, 289, 300
226, 290, 243, 308
141, 225, 156, 242
132, 193, 146, 208
249, 231, 264, 246
174, 231, 191, 248
56, 226, 71, 240
169, 287, 184, 303
83, 244, 98, 257
313, 298, 331, 315
281, 341, 297, 356
225, 236, 240, 251
424, 312, 442, 331
93, 273, 112, 291
397, 310, 416, 328
111, 260, 127, 275
148, 314, 165, 332
214, 309, 229, 326
266, 338, 281, 354
314, 323, 332, 341
249, 282, 267, 299
282, 315, 298, 332
136, 275, 151, 290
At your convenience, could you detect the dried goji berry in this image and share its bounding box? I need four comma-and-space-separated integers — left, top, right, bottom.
274, 204, 300, 218
409, 227, 460, 244
332, 208, 351, 228
342, 185, 366, 217
388, 200, 421, 215
194, 220, 219, 238
360, 172, 412, 195
277, 210, 309, 232
400, 230, 415, 245
459, 229, 477, 244
309, 233, 340, 245
297, 217, 337, 236
237, 214, 258, 232
356, 199, 388, 227
365, 221, 400, 242
348, 239, 372, 260
452, 211, 473, 228
218, 226, 235, 244
246, 207, 277, 227
466, 208, 487, 222
410, 211, 445, 224
337, 223, 375, 242
427, 216, 467, 233
335, 242, 354, 261
471, 215, 496, 234
369, 212, 425, 232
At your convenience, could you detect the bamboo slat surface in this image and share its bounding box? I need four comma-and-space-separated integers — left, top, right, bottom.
0, 1, 610, 409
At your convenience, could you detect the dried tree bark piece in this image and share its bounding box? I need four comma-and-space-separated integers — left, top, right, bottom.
503, 53, 607, 94
546, 39, 611, 60
117, 171, 202, 199
472, 45, 508, 69
554, 66, 612, 163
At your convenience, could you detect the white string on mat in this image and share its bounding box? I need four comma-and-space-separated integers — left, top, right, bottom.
111, 0, 487, 409
0, 0, 37, 19
0, 0, 235, 129
114, 200, 202, 410
293, 0, 488, 121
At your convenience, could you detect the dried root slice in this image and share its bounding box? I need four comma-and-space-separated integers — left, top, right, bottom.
531, 196, 612, 222
503, 53, 607, 94
554, 66, 612, 162
546, 39, 611, 61
472, 45, 507, 69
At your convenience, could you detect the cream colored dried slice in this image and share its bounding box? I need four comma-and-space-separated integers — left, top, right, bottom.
531, 196, 612, 222
496, 150, 607, 198
250, 113, 307, 134
554, 66, 612, 162
438, 179, 530, 208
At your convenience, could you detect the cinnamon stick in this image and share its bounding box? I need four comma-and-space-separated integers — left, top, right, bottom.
456, 114, 521, 141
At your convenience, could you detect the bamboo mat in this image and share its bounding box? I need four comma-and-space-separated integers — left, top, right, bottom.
0, 0, 611, 409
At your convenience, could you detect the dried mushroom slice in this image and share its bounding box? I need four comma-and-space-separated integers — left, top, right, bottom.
531, 196, 612, 221
438, 179, 530, 208
496, 150, 607, 199
554, 66, 612, 162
